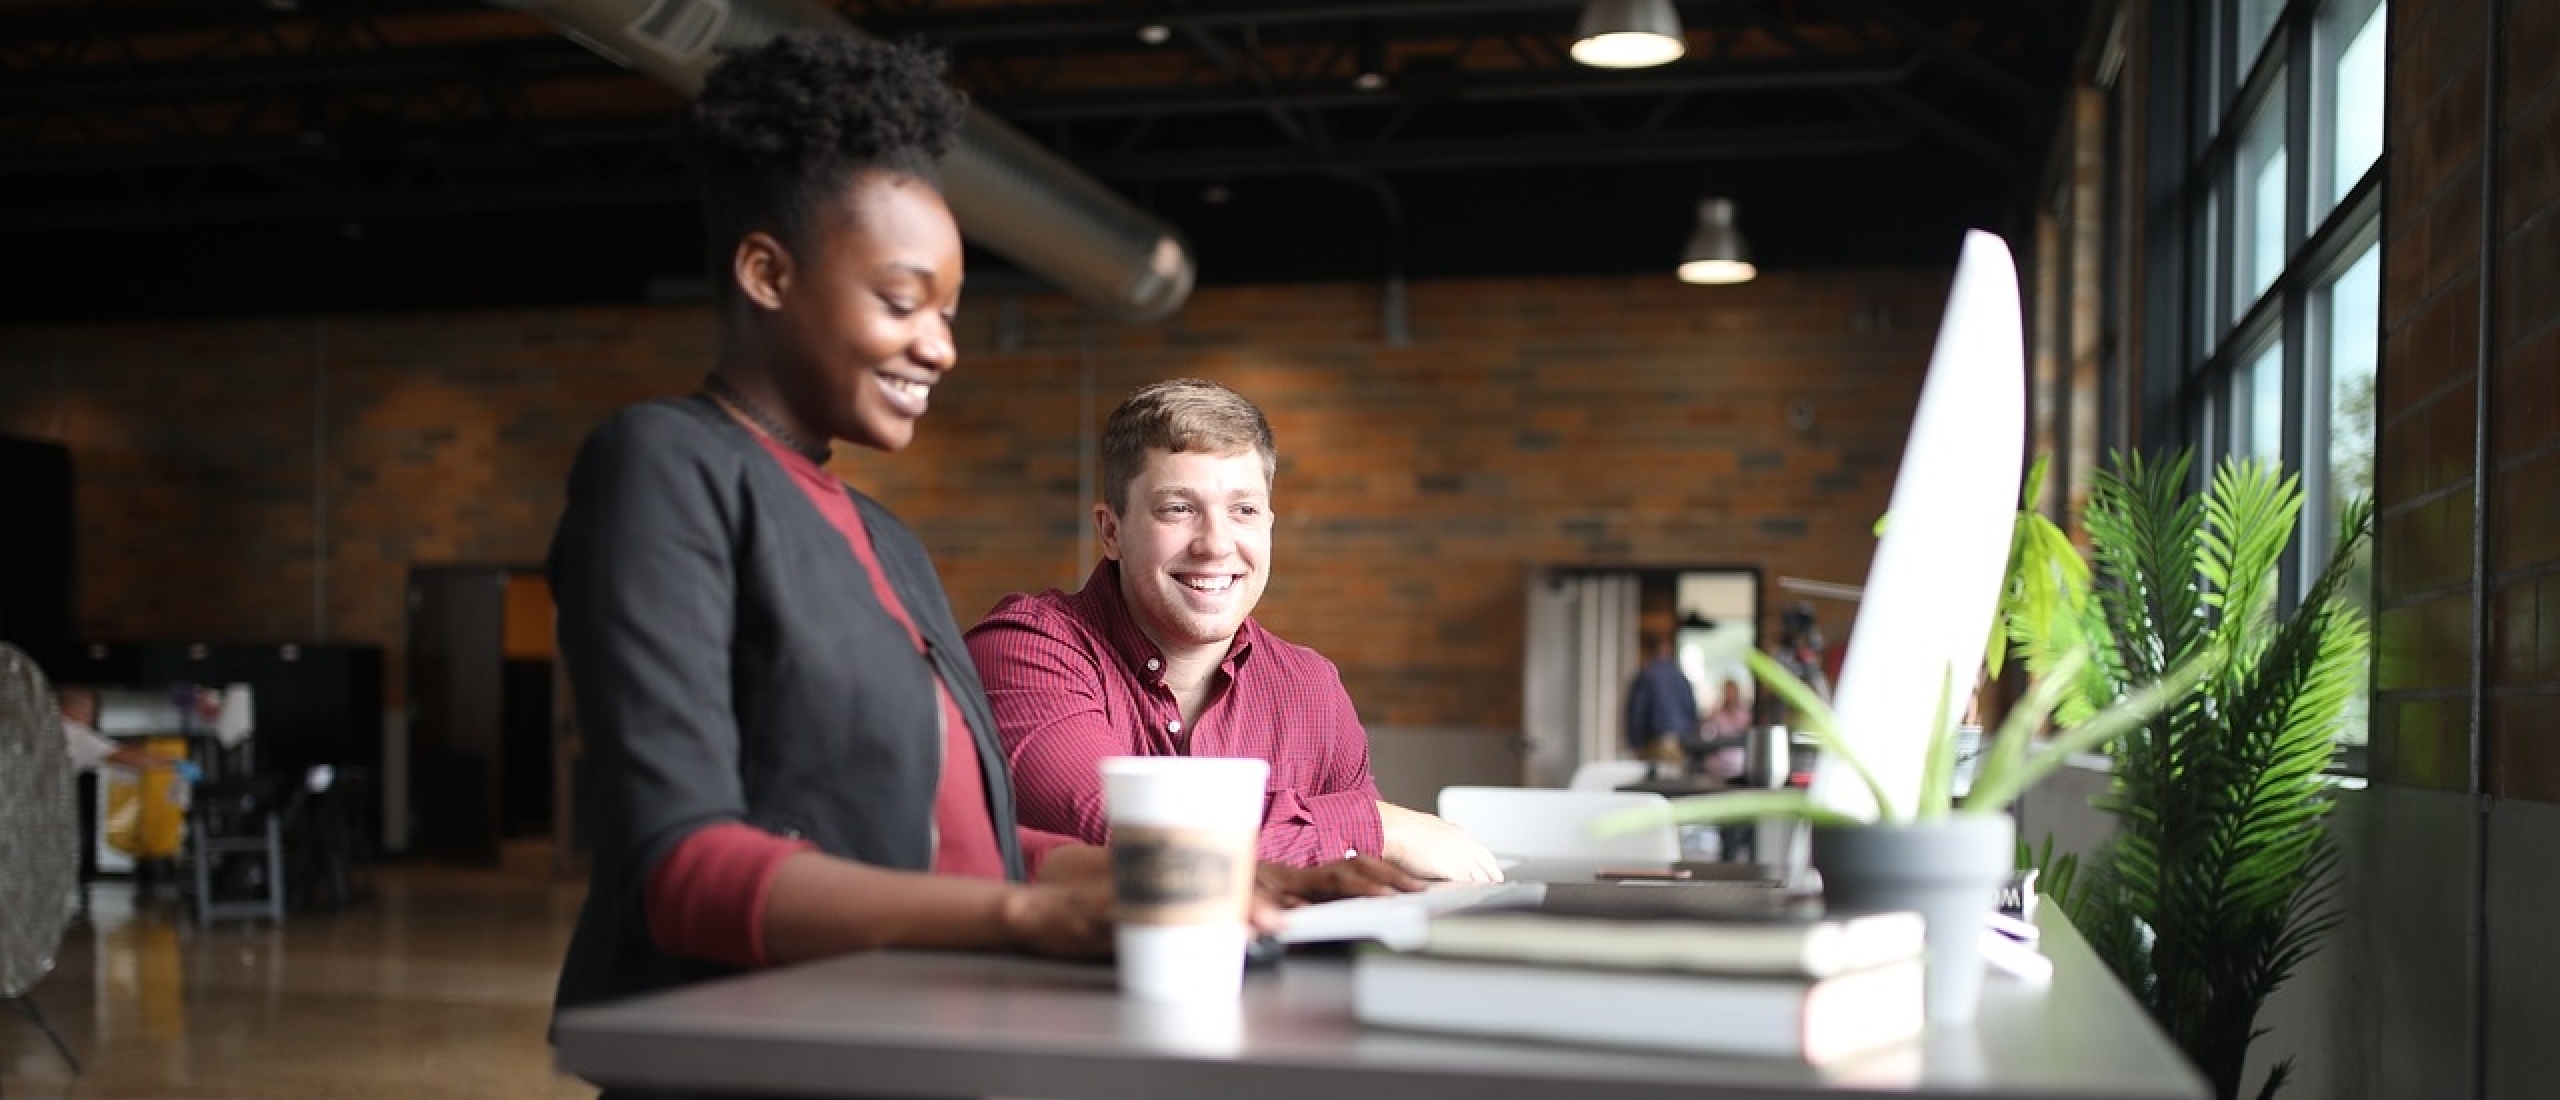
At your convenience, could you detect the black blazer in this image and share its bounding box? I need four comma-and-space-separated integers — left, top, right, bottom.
548, 396, 1026, 1019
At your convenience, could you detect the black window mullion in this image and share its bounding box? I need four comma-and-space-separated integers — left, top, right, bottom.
2203, 0, 2238, 478
2142, 0, 2199, 455
2281, 4, 2315, 605
2215, 153, 2238, 365
2221, 0, 2242, 138
2304, 170, 2385, 290
2103, 72, 2130, 455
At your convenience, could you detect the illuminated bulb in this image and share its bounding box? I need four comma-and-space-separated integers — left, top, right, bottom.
1571, 0, 1685, 69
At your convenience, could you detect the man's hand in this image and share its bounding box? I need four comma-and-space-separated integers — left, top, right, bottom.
1255, 856, 1425, 907
1377, 801, 1505, 883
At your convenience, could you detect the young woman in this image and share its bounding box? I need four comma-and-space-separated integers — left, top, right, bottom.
547, 33, 1411, 1039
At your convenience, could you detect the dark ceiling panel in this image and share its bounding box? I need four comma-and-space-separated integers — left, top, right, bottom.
0, 0, 2087, 321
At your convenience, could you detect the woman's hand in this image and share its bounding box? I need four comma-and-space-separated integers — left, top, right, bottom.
996, 877, 1116, 959
998, 849, 1421, 957
1254, 856, 1427, 908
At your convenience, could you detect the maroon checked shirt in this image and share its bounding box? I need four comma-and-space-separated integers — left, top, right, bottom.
965, 560, 1387, 867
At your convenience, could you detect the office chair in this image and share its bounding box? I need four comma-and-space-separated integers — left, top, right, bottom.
1435, 786, 1680, 862
185, 767, 288, 926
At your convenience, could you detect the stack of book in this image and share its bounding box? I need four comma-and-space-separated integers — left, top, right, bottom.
1351, 888, 1926, 1065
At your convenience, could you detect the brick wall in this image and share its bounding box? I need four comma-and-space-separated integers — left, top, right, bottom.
2484, 0, 2560, 800
0, 270, 1943, 731
0, 310, 714, 699
2374, 0, 2560, 800
2374, 0, 2490, 789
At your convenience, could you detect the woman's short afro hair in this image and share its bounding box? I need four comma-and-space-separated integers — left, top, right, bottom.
685, 31, 968, 265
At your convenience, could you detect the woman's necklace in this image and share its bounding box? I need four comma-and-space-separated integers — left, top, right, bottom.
701, 372, 830, 464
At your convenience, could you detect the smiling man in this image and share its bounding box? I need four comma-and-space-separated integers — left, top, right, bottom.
967, 379, 1501, 882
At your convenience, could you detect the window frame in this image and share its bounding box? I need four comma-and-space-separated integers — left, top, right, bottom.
2144, 0, 2388, 762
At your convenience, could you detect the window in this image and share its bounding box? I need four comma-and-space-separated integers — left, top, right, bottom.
2176, 0, 2385, 517
2239, 0, 2286, 80
2315, 0, 2386, 217
2308, 234, 2380, 587
2234, 87, 2289, 319
2159, 0, 2386, 752
2313, 238, 2379, 747
2318, 241, 2380, 540
2237, 338, 2287, 463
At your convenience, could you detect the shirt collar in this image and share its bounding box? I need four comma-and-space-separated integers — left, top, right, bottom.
740, 417, 840, 490
1074, 557, 1258, 681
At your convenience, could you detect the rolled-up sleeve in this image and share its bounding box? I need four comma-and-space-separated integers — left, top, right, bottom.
1262, 788, 1384, 865
645, 823, 816, 968
1258, 681, 1384, 865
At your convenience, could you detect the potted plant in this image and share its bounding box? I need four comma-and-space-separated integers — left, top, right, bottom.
1597, 456, 2207, 1026
2012, 452, 2371, 1100
1610, 642, 2202, 1022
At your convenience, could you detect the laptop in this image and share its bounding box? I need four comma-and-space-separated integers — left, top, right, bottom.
1274, 860, 1791, 950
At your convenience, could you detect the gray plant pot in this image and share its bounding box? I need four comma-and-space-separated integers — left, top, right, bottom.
1810, 814, 2015, 1026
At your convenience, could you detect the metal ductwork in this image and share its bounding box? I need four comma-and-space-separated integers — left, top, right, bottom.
495, 0, 1195, 322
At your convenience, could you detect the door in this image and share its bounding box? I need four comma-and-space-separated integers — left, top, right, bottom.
1521, 568, 1761, 788
408, 567, 505, 864
1519, 571, 1638, 788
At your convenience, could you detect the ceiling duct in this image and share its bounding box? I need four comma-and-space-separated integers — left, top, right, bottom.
493, 0, 1195, 322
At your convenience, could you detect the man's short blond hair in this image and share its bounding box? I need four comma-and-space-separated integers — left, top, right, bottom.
1099, 379, 1277, 515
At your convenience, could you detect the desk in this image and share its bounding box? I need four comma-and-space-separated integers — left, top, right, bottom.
1612, 776, 1786, 863
556, 904, 2207, 1099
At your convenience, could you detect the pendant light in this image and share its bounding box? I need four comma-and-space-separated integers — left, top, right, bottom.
1572, 0, 1686, 69
1353, 26, 1389, 90
1678, 198, 1757, 285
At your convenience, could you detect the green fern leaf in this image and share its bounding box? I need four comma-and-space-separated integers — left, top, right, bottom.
2014, 449, 2372, 1100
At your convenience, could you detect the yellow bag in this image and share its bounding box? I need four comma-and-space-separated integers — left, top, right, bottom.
102, 736, 188, 860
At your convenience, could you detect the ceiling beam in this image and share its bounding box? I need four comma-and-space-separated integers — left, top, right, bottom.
1076, 125, 1911, 179
0, 0, 471, 37
0, 174, 697, 233
0, 39, 615, 105
1834, 0, 2045, 115
875, 0, 1589, 44
984, 57, 1924, 121
1865, 85, 2021, 177
0, 119, 674, 177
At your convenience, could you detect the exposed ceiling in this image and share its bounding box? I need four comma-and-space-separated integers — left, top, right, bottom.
0, 0, 2089, 321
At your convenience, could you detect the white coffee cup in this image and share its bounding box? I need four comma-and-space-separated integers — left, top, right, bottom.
1101, 755, 1268, 1004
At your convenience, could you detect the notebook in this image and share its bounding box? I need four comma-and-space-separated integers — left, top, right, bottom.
1275, 877, 1794, 950
1416, 902, 1923, 979
1354, 951, 1925, 1064
1274, 881, 1548, 949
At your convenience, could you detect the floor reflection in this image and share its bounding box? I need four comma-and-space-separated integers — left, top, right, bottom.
5, 840, 594, 1099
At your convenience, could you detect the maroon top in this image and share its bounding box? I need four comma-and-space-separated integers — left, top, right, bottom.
642, 431, 1073, 968
967, 559, 1386, 866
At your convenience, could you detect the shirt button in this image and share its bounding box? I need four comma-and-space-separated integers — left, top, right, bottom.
1167, 719, 1183, 733
1344, 848, 1359, 860
1146, 658, 1161, 671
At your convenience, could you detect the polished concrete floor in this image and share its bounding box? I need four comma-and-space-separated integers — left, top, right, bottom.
3, 841, 597, 1099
